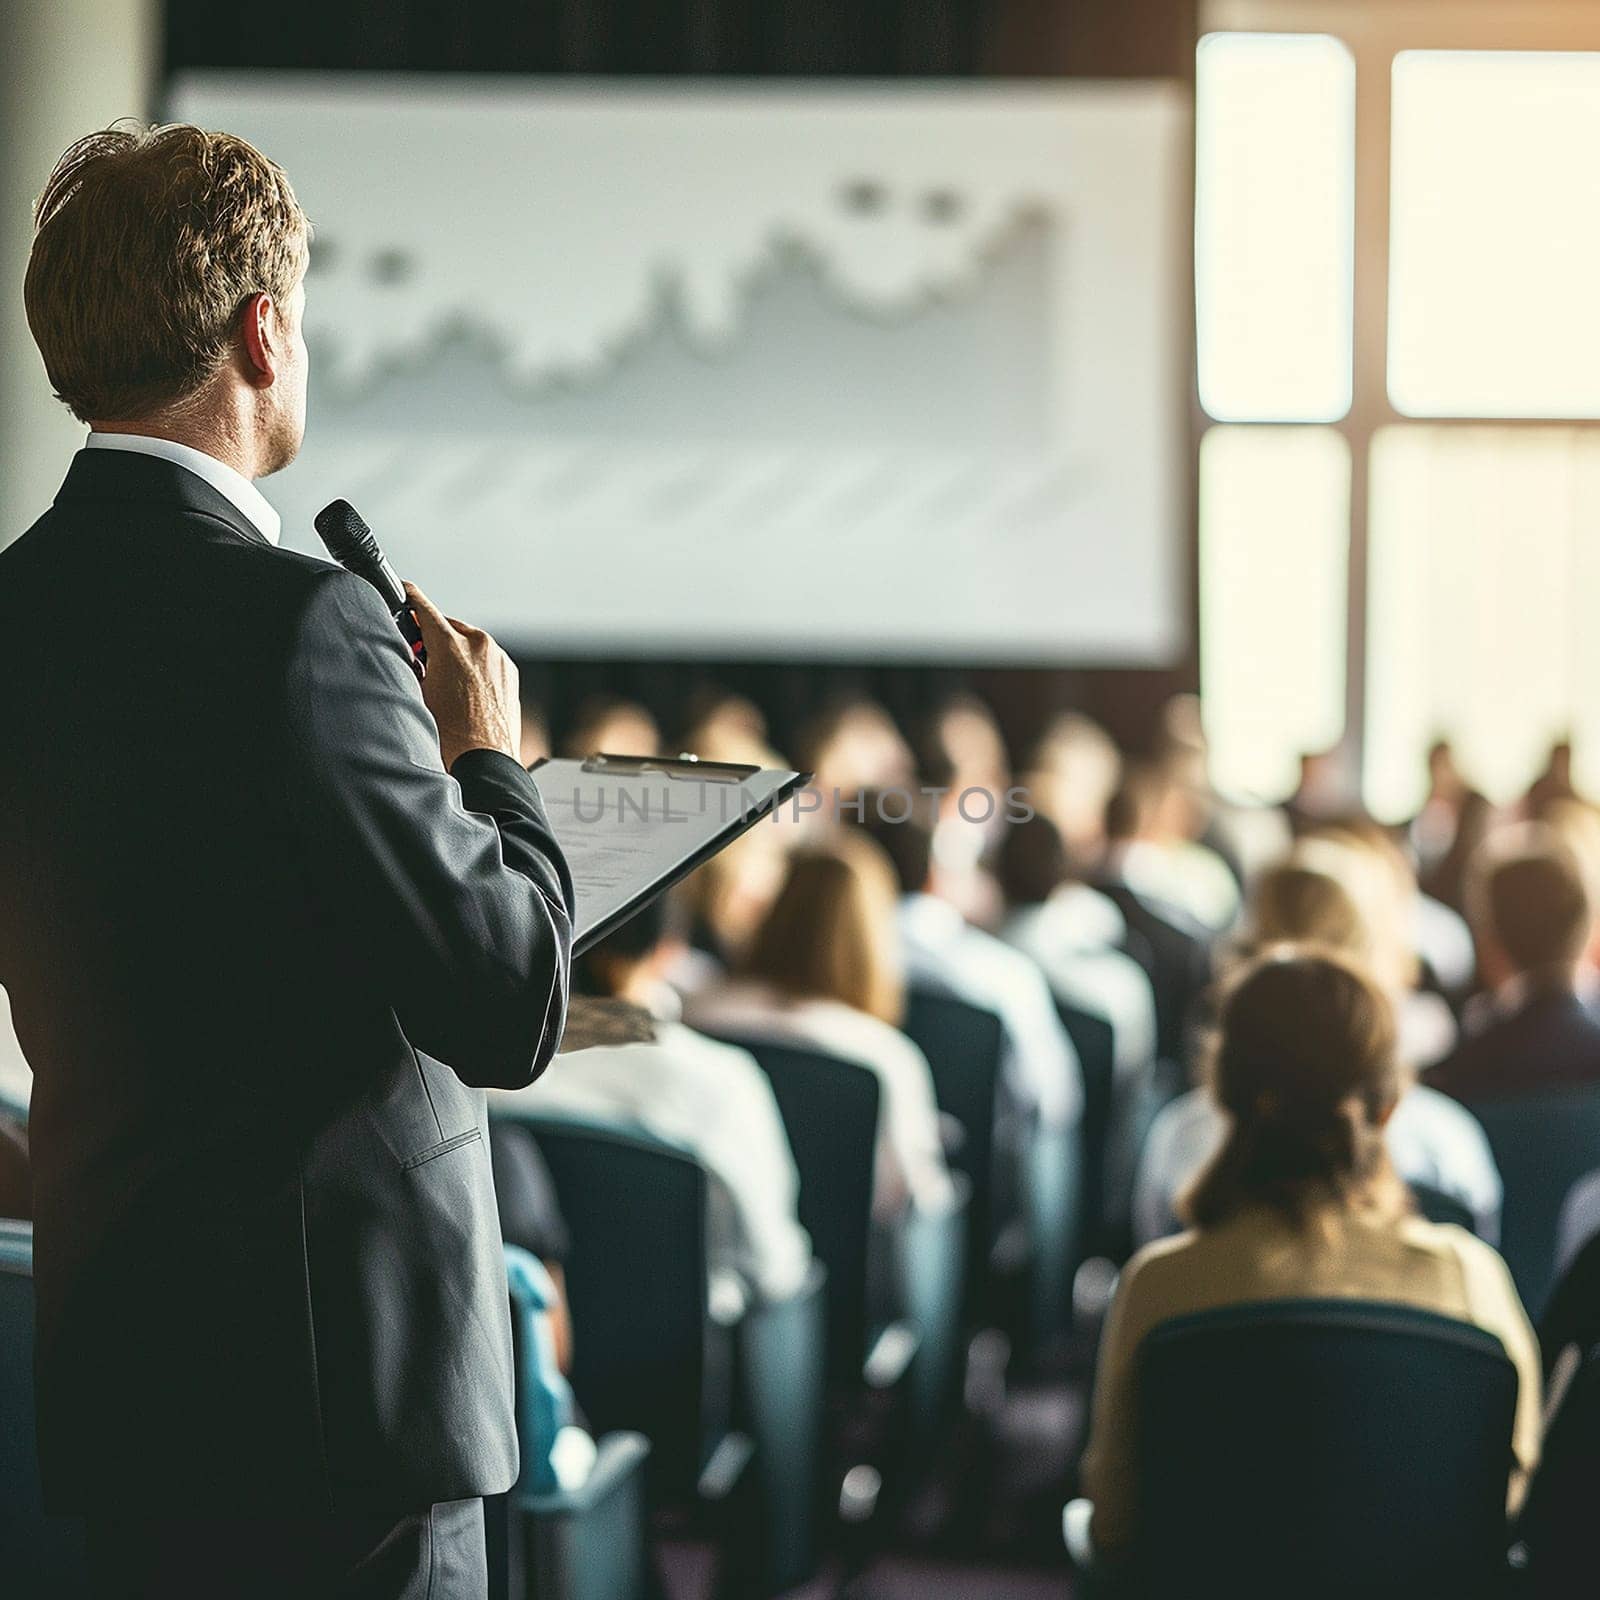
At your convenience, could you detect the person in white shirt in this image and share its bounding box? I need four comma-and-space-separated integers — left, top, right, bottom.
684, 831, 956, 1219
852, 799, 1082, 1132
495, 896, 813, 1305
1132, 851, 1501, 1246
992, 813, 1159, 1077
1098, 763, 1242, 934
0, 987, 31, 1114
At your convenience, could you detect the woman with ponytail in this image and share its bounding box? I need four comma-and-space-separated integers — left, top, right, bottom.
1080, 947, 1540, 1560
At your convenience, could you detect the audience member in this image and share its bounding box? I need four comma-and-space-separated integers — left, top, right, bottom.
1286, 745, 1355, 836
1094, 783, 1215, 1062
684, 833, 956, 1218
519, 700, 551, 767
1537, 797, 1600, 1004
1298, 822, 1461, 1066
0, 985, 29, 1112
561, 694, 661, 759
0, 1111, 29, 1221
1154, 693, 1291, 886
677, 691, 774, 768
994, 812, 1158, 1077
1411, 738, 1494, 916
794, 697, 915, 801
1428, 828, 1600, 1102
1082, 950, 1540, 1560
1099, 762, 1240, 932
1023, 713, 1122, 868
1132, 853, 1501, 1244
856, 797, 1082, 1131
1527, 737, 1580, 819
669, 823, 791, 987
495, 897, 813, 1305
917, 693, 1013, 928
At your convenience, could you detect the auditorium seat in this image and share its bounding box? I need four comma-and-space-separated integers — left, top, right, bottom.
900, 989, 1036, 1328
1094, 885, 1212, 1066
1055, 999, 1122, 1259
0, 1221, 89, 1593
488, 1245, 652, 1600
1515, 1329, 1600, 1596
491, 1111, 826, 1595
712, 1034, 969, 1451
1069, 1299, 1518, 1598
1408, 1179, 1480, 1234
1466, 1088, 1600, 1318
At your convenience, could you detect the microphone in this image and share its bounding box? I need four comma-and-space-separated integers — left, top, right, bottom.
313, 498, 427, 679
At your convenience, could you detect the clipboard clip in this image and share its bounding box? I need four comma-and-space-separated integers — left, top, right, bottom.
580, 751, 760, 785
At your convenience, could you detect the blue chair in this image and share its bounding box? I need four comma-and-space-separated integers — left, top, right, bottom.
715, 1035, 968, 1449
1408, 1179, 1479, 1235
1080, 1299, 1520, 1598
489, 1115, 741, 1497
900, 989, 1016, 1318
1467, 1088, 1600, 1319
1515, 1331, 1600, 1596
488, 1245, 652, 1600
903, 988, 1075, 1354
494, 1113, 829, 1594
0, 1222, 90, 1593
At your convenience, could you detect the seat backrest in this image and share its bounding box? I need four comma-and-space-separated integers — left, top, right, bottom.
493, 1114, 717, 1495
1096, 884, 1210, 1062
1137, 1298, 1518, 1599
901, 990, 1007, 1298
1408, 1180, 1478, 1234
1467, 1087, 1600, 1318
0, 1222, 89, 1589
1516, 1335, 1600, 1588
1055, 1000, 1115, 1240
710, 1036, 880, 1382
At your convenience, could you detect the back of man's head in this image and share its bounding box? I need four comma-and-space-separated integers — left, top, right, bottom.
576, 890, 678, 998
995, 812, 1070, 909
1469, 828, 1592, 983
855, 794, 935, 897
26, 122, 309, 424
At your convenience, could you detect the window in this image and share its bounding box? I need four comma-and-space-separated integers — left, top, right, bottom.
1366, 426, 1600, 818
1197, 8, 1600, 818
1195, 31, 1355, 422
1389, 51, 1600, 418
1200, 427, 1349, 801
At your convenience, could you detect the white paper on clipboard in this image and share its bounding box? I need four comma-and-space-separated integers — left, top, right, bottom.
527, 753, 807, 954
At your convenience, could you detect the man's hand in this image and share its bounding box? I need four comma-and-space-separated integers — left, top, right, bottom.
405, 583, 521, 771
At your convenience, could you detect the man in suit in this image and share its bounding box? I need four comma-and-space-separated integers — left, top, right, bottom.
1427, 829, 1600, 1103
1, 125, 573, 1595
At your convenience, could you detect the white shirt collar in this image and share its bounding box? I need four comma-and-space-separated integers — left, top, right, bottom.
85, 431, 282, 547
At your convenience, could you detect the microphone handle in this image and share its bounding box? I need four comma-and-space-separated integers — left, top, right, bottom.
360, 548, 428, 681
395, 605, 428, 680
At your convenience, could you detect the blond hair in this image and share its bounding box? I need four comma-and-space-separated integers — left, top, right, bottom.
26, 122, 310, 422
741, 832, 905, 1024
1246, 856, 1374, 966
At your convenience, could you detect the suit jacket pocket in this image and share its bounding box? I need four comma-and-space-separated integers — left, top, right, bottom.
400, 1127, 483, 1170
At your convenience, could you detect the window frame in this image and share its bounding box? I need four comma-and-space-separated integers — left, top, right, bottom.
1197, 0, 1600, 807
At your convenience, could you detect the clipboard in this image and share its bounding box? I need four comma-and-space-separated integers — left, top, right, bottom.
526, 753, 810, 955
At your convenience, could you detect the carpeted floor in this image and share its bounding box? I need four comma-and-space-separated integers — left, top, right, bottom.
659, 1372, 1089, 1600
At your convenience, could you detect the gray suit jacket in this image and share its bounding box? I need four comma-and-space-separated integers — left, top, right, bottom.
0, 446, 572, 1512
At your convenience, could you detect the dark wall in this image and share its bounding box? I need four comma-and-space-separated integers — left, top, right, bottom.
164, 0, 1199, 761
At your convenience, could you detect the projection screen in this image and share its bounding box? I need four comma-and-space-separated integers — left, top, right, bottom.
168, 75, 1189, 662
